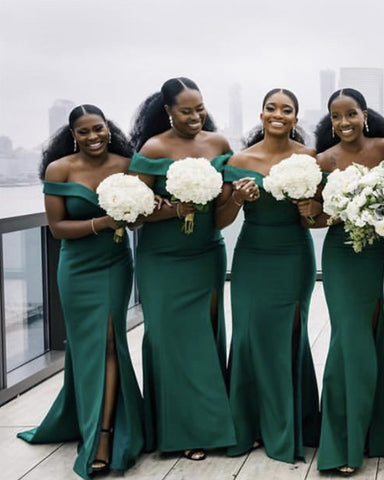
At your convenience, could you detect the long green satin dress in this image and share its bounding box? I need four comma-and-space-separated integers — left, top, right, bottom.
318, 221, 384, 470
129, 153, 236, 453
225, 165, 320, 463
17, 182, 145, 480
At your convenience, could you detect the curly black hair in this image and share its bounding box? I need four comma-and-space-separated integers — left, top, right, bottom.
39, 105, 133, 180
315, 88, 384, 153
129, 77, 216, 151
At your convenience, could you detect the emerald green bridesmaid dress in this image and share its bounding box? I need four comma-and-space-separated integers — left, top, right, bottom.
17, 182, 145, 480
129, 153, 236, 453
318, 221, 384, 470
225, 165, 320, 463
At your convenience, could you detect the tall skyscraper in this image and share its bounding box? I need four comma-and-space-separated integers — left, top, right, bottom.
339, 68, 384, 114
320, 69, 336, 112
228, 83, 243, 137
221, 83, 244, 151
49, 99, 75, 136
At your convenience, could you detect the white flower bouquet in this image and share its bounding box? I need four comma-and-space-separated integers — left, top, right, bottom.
165, 157, 223, 234
323, 162, 384, 252
97, 173, 155, 242
263, 153, 322, 223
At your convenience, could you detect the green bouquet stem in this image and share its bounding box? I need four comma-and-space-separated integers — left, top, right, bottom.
113, 226, 125, 243
182, 213, 195, 235
178, 202, 209, 235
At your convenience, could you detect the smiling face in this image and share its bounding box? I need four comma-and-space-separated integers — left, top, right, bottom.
72, 114, 109, 156
260, 91, 297, 137
166, 88, 207, 138
329, 94, 367, 142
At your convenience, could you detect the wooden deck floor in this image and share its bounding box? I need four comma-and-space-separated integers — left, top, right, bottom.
2, 282, 384, 479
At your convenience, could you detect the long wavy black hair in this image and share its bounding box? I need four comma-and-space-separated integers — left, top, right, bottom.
39, 104, 133, 180
243, 88, 305, 148
129, 77, 217, 151
315, 88, 384, 153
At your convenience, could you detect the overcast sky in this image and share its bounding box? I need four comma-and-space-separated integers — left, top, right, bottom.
1, 0, 384, 148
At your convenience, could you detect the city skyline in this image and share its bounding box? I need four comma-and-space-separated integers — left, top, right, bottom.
2, 0, 384, 149
2, 66, 384, 150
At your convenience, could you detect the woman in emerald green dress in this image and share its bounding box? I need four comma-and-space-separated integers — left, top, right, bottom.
216, 89, 321, 464
313, 89, 384, 476
17, 105, 144, 479
128, 77, 236, 460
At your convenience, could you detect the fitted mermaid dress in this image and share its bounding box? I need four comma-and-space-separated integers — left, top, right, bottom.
129, 153, 236, 453
17, 182, 145, 480
318, 220, 384, 470
225, 165, 320, 463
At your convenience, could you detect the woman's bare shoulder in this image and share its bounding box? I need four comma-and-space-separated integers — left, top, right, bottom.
44, 156, 73, 181
316, 147, 338, 172
139, 134, 169, 159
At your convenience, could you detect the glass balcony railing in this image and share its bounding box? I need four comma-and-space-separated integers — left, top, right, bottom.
0, 185, 141, 405
3, 228, 47, 373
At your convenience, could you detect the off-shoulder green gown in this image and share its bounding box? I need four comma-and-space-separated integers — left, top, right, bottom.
225, 165, 320, 463
17, 182, 144, 480
318, 222, 384, 471
129, 153, 236, 453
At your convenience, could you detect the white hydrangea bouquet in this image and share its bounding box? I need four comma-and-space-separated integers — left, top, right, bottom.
263, 153, 322, 223
165, 157, 223, 234
323, 161, 384, 252
97, 173, 155, 242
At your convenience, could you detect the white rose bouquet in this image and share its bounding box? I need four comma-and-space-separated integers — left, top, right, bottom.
97, 173, 156, 242
323, 162, 384, 252
165, 157, 223, 234
263, 153, 322, 223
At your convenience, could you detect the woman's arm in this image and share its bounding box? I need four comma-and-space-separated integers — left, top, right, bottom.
296, 152, 334, 228
130, 170, 195, 223
44, 161, 117, 239
215, 177, 259, 229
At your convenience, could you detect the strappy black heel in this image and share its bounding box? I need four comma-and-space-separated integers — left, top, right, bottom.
92, 428, 113, 474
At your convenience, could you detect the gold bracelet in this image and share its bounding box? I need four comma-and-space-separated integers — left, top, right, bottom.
91, 218, 99, 235
232, 191, 244, 207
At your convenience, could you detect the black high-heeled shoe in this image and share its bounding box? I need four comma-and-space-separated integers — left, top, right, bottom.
335, 466, 356, 476
92, 428, 113, 474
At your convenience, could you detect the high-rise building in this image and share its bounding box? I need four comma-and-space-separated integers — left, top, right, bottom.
0, 135, 13, 157
228, 83, 243, 138
339, 68, 384, 114
320, 69, 336, 112
49, 99, 75, 136
222, 83, 244, 151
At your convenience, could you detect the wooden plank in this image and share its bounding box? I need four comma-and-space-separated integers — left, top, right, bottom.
165, 450, 247, 480
306, 451, 379, 479
375, 457, 384, 479
1, 372, 64, 427
308, 282, 329, 345
21, 443, 77, 480
123, 451, 181, 479
2, 426, 63, 479
236, 447, 315, 480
